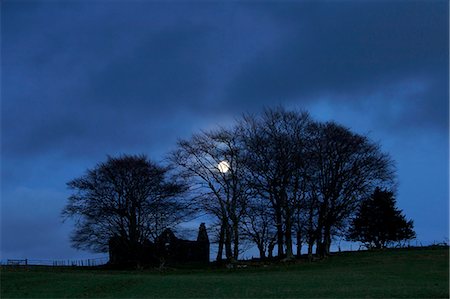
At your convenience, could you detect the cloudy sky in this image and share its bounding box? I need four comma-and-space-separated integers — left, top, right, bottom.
1, 0, 448, 260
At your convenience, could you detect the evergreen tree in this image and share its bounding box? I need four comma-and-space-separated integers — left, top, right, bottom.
347, 188, 415, 249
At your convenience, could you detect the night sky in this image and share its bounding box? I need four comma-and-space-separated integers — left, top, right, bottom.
2, 1, 448, 260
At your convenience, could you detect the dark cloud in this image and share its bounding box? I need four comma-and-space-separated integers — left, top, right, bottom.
2, 2, 250, 159
226, 1, 448, 129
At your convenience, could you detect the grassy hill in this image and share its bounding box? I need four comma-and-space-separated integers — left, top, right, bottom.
1, 247, 448, 298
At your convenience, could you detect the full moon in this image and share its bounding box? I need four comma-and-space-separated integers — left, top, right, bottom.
217, 160, 230, 173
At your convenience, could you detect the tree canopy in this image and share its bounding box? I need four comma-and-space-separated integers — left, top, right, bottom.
62, 155, 189, 257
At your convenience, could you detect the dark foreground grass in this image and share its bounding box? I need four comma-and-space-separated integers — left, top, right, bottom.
1, 247, 448, 298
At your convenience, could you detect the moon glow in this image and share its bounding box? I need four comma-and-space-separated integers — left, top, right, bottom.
217, 161, 230, 173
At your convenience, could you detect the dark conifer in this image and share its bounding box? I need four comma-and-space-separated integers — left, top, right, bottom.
347, 188, 415, 249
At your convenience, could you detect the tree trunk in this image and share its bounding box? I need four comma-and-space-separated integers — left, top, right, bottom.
224, 222, 233, 261
323, 225, 331, 256
258, 245, 266, 260
316, 240, 322, 256
316, 202, 327, 257
128, 206, 140, 266
316, 226, 331, 257
268, 242, 275, 259
284, 215, 294, 259
296, 230, 302, 257
275, 209, 284, 258
216, 222, 225, 262
325, 235, 331, 255
307, 239, 314, 261
307, 204, 314, 261
315, 225, 323, 256
233, 222, 239, 260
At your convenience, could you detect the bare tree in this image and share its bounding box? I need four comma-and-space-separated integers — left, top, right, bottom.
308, 122, 395, 256
239, 108, 312, 259
171, 127, 248, 262
62, 155, 189, 265
238, 109, 395, 259
241, 195, 277, 259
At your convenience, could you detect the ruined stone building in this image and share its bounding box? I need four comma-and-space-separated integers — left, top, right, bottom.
109, 223, 209, 266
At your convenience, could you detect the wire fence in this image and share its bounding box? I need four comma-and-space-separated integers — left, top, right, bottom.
0, 257, 109, 267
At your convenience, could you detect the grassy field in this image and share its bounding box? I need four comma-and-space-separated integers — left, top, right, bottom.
1, 247, 448, 298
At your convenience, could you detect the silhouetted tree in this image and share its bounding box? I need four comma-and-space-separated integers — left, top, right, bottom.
241, 195, 277, 259
239, 108, 312, 259
62, 155, 189, 265
347, 188, 415, 249
307, 122, 395, 256
167, 107, 398, 261
171, 127, 248, 262
303, 191, 319, 260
